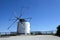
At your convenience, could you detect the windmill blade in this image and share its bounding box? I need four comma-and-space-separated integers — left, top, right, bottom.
29, 17, 32, 22
9, 19, 16, 21
13, 10, 17, 17
27, 17, 32, 22
7, 19, 17, 30
19, 7, 24, 18
24, 17, 32, 21
24, 17, 32, 19
19, 7, 30, 18
19, 13, 22, 18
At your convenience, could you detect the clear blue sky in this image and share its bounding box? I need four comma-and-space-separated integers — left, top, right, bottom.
0, 0, 60, 32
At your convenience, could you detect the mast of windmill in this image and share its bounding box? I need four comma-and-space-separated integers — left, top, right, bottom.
7, 7, 32, 35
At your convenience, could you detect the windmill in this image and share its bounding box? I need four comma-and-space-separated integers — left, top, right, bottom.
7, 7, 32, 35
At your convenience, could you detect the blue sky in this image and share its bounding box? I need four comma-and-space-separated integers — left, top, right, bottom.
0, 0, 60, 32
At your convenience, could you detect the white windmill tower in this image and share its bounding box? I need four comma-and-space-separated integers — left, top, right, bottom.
7, 7, 32, 35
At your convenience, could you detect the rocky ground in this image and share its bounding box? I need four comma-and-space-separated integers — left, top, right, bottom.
0, 35, 60, 40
